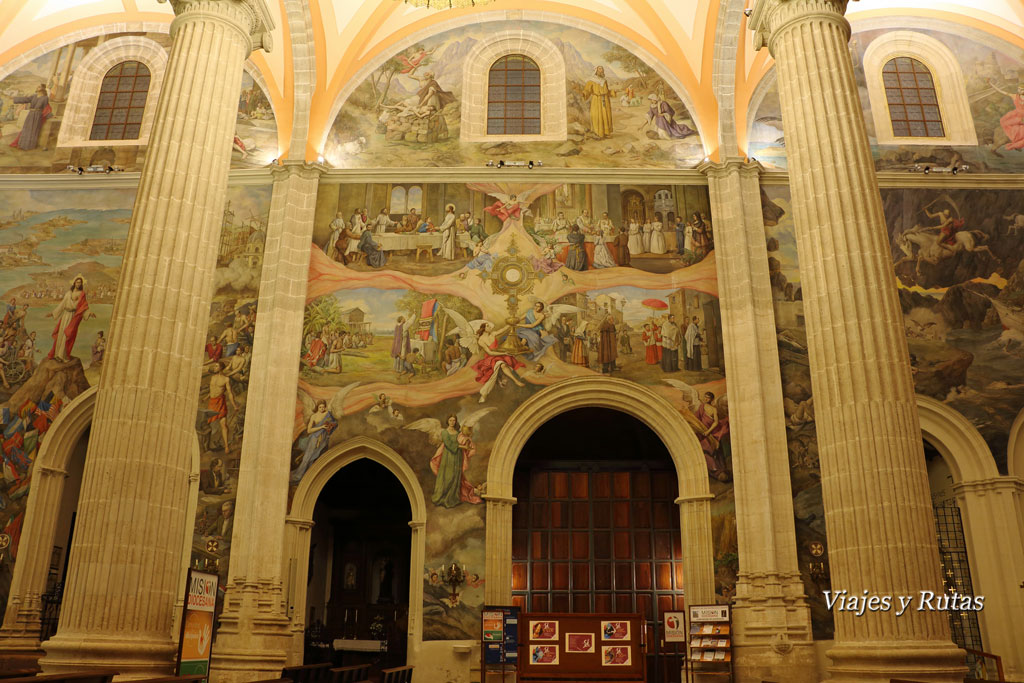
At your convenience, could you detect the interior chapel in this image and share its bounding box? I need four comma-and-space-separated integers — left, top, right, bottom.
0, 0, 1021, 682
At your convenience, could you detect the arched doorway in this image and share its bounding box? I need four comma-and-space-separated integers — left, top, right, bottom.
286, 438, 427, 669
307, 459, 411, 667
511, 407, 685, 680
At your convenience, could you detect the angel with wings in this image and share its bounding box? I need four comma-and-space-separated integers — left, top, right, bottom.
663, 379, 731, 481
442, 307, 526, 403
405, 408, 495, 507
483, 190, 538, 226
515, 300, 584, 362
291, 383, 358, 483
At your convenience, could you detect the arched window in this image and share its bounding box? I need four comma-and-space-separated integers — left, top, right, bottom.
91, 61, 151, 141
882, 57, 944, 138
390, 187, 407, 215
487, 55, 541, 136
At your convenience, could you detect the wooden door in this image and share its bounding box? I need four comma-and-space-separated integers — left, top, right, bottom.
511, 466, 686, 682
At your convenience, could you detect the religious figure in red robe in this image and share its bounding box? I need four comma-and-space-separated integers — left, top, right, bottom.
47, 276, 93, 361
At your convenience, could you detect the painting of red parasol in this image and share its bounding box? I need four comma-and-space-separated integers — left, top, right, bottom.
642, 298, 668, 311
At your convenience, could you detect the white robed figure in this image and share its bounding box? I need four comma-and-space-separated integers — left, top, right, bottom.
627, 218, 644, 254
649, 218, 666, 254
439, 203, 458, 260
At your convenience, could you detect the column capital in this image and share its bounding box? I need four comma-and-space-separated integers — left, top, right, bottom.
675, 493, 715, 504
697, 157, 764, 179
748, 0, 850, 54
482, 494, 517, 507
954, 477, 1023, 497
159, 0, 275, 54
270, 160, 324, 183
284, 516, 314, 531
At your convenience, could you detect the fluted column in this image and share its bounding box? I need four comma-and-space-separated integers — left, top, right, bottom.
674, 494, 716, 605
700, 158, 815, 682
209, 162, 320, 682
748, 1, 965, 680
40, 1, 273, 676
483, 495, 516, 605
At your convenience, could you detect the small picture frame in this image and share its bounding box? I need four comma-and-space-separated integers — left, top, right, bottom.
602, 645, 632, 666
600, 620, 630, 640
529, 645, 559, 665
529, 620, 558, 640
565, 633, 595, 653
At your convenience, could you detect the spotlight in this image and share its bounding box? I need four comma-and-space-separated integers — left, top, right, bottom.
270, 158, 278, 165
497, 160, 505, 168
317, 154, 325, 164
923, 166, 931, 174
528, 160, 534, 169
486, 160, 495, 167
76, 167, 84, 175
951, 166, 958, 175
106, 166, 114, 174
703, 156, 710, 163
743, 8, 752, 17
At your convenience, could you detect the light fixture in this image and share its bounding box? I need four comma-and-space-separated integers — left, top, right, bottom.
401, 0, 495, 8
317, 154, 325, 164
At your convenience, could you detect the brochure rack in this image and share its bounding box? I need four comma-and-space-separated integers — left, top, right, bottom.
686, 604, 731, 682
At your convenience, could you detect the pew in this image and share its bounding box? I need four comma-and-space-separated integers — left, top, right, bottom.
0, 670, 119, 683
281, 663, 333, 683
329, 665, 371, 683
380, 666, 413, 683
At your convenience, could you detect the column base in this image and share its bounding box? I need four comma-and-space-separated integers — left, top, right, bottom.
39, 633, 176, 677
208, 581, 291, 683
826, 640, 967, 683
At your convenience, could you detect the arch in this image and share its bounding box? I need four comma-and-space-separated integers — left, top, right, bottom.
916, 394, 998, 482
1008, 405, 1024, 479
318, 10, 709, 158
56, 36, 168, 149
285, 437, 427, 667
862, 30, 977, 146
484, 376, 716, 607
460, 31, 565, 142
0, 387, 200, 653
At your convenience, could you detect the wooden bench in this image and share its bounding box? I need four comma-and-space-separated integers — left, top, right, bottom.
329, 665, 371, 683
380, 666, 413, 683
132, 676, 208, 683
282, 663, 333, 683
0, 670, 119, 683
414, 242, 434, 262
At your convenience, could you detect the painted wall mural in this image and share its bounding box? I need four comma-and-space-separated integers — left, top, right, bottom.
0, 186, 136, 610
326, 21, 704, 168
189, 187, 272, 583
0, 35, 277, 173
295, 181, 730, 640
748, 28, 1024, 173
761, 184, 1024, 638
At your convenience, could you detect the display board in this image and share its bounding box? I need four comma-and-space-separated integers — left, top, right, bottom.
686, 604, 731, 681
176, 569, 219, 677
519, 612, 645, 682
482, 605, 520, 675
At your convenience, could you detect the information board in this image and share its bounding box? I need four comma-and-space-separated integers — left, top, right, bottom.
663, 611, 687, 643
482, 605, 520, 667
176, 569, 219, 677
519, 612, 645, 682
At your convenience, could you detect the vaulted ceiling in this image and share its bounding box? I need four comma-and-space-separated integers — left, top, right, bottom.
1, 0, 1021, 161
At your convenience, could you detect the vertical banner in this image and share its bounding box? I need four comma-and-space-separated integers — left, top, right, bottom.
177, 569, 219, 677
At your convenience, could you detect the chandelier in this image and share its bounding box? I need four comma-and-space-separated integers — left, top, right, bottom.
402, 0, 495, 8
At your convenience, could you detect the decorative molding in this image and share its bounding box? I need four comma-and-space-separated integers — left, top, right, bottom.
916, 394, 998, 482
862, 31, 977, 147
1009, 405, 1024, 479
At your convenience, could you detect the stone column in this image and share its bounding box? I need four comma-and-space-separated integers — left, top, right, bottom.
748, 1, 965, 680
209, 162, 320, 682
674, 494, 716, 606
700, 158, 815, 682
482, 495, 516, 605
39, 0, 273, 676
953, 478, 1024, 680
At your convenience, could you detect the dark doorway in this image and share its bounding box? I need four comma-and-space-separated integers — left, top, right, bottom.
511, 408, 685, 682
307, 459, 411, 670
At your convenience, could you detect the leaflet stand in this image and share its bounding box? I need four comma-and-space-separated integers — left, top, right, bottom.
686, 604, 731, 683
482, 605, 520, 683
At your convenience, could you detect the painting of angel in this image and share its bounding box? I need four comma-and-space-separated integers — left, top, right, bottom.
404, 408, 494, 507
291, 382, 359, 482
442, 308, 527, 402
664, 378, 730, 481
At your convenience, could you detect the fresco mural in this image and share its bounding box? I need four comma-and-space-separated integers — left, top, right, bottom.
312, 182, 713, 277
761, 184, 1024, 638
0, 186, 135, 610
748, 28, 1024, 172
326, 21, 704, 168
189, 187, 272, 584
294, 181, 730, 640
0, 35, 277, 173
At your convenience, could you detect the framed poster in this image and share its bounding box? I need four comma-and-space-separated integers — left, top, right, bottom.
602, 645, 632, 666
565, 633, 595, 653
530, 645, 559, 664
529, 620, 558, 640
663, 611, 686, 642
176, 569, 219, 676
600, 620, 630, 640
